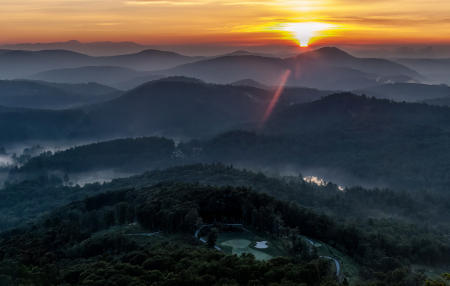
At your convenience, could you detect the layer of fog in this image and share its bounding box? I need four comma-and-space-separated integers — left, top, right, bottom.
0, 155, 13, 167
63, 162, 390, 193
0, 137, 392, 192
1, 134, 186, 166
224, 162, 390, 191
67, 169, 139, 187
0, 135, 185, 187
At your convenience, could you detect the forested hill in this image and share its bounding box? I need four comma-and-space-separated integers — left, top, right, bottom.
6, 91, 450, 193
0, 107, 86, 143
11, 137, 176, 178
0, 80, 120, 109
81, 79, 270, 138
0, 184, 340, 285
158, 47, 421, 90
1, 163, 449, 276
106, 164, 450, 227
355, 82, 450, 103
191, 94, 450, 192
5, 163, 450, 231
0, 78, 328, 144
0, 183, 448, 285
264, 93, 450, 135
5, 81, 450, 146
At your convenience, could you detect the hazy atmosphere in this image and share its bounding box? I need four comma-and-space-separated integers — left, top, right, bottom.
0, 0, 449, 285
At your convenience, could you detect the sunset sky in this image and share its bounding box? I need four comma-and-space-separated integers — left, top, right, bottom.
2, 0, 450, 47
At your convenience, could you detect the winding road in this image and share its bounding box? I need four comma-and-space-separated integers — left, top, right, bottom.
304, 237, 342, 281
320, 256, 341, 280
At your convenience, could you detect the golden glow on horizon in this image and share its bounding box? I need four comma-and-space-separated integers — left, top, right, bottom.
1, 0, 450, 46
276, 22, 336, 47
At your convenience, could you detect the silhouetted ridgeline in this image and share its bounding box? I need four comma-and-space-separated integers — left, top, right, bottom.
0, 48, 201, 79
0, 47, 426, 91
0, 78, 329, 143
0, 80, 121, 109
9, 137, 175, 179
6, 91, 450, 193
158, 47, 420, 90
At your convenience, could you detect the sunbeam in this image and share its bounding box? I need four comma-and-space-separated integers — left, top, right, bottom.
259, 69, 292, 129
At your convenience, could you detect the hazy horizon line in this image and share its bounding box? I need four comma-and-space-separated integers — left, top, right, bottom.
2, 40, 450, 58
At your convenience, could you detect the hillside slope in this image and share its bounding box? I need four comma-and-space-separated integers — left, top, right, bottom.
156, 47, 421, 90
0, 80, 120, 109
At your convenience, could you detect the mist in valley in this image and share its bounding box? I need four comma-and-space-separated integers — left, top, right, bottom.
1, 36, 450, 285
3, 0, 450, 283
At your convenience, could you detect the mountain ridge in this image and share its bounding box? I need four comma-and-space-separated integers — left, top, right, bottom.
0, 79, 121, 109
0, 48, 203, 79
155, 47, 422, 90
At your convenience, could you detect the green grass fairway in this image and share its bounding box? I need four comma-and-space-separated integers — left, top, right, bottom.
221, 238, 273, 261
215, 231, 286, 261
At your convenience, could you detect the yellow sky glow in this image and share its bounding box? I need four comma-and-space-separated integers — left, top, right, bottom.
274, 22, 336, 47
1, 0, 450, 46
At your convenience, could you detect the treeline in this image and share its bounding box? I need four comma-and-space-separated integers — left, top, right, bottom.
1, 163, 449, 266
0, 176, 88, 231
129, 184, 450, 267
173, 92, 450, 194
0, 183, 447, 285
9, 137, 176, 181
183, 129, 450, 194
0, 238, 339, 286
0, 184, 341, 286
6, 93, 450, 195
107, 164, 450, 229
11, 108, 450, 196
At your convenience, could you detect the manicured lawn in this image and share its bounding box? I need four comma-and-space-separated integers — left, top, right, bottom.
215, 231, 287, 261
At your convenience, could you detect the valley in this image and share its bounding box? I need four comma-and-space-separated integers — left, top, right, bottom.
0, 45, 449, 286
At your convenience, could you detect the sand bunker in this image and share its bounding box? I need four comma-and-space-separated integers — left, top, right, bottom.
255, 241, 268, 249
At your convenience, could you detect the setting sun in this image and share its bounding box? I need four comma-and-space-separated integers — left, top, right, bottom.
279, 22, 336, 47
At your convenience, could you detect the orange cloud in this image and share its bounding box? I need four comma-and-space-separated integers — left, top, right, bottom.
1, 0, 450, 45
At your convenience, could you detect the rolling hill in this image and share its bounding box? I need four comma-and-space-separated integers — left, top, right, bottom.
0, 77, 329, 144
355, 82, 450, 103
397, 58, 450, 85
264, 92, 450, 135
290, 47, 420, 79
29, 66, 148, 88
0, 49, 92, 79
0, 40, 150, 56
0, 47, 422, 92
159, 55, 290, 85
0, 171, 447, 285
0, 49, 202, 79
0, 106, 86, 143
0, 183, 358, 285
82, 77, 334, 138
0, 80, 121, 109
4, 79, 450, 193
230, 79, 270, 89
81, 77, 273, 138
187, 94, 450, 192
155, 47, 422, 90
423, 96, 450, 107
8, 79, 450, 194
10, 137, 176, 181
95, 49, 204, 71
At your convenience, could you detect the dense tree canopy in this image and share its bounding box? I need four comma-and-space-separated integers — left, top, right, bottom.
0, 183, 446, 285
